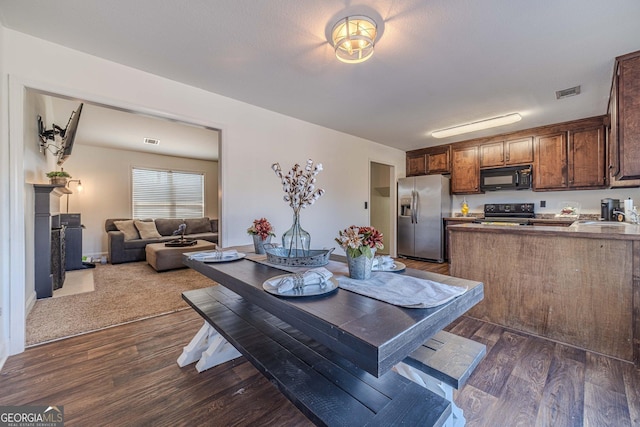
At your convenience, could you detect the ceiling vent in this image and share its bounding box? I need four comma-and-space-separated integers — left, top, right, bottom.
143, 137, 160, 145
555, 85, 581, 99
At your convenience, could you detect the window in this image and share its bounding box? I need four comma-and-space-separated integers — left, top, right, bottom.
132, 167, 205, 219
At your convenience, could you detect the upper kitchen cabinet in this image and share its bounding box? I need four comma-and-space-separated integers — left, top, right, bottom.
480, 137, 533, 168
406, 145, 450, 176
534, 118, 607, 191
609, 50, 640, 181
406, 152, 426, 176
451, 144, 480, 194
534, 133, 567, 190
568, 126, 606, 188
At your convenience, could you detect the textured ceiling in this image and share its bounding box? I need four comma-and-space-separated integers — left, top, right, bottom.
2, 0, 640, 153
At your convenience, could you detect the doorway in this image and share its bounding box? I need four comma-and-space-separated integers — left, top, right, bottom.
369, 162, 395, 256
23, 88, 223, 348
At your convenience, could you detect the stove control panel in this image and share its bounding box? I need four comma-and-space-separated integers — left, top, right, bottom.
484, 203, 535, 216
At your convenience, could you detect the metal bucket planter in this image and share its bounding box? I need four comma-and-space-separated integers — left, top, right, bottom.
252, 235, 272, 254
346, 250, 376, 280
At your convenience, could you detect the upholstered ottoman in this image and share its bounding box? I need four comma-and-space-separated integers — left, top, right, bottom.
146, 240, 218, 272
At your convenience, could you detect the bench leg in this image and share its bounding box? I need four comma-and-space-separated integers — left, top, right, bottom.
394, 362, 465, 427
177, 321, 242, 372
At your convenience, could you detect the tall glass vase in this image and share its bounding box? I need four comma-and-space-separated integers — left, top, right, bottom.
282, 211, 310, 257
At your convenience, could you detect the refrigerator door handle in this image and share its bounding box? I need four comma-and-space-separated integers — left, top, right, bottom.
411, 190, 417, 223
413, 190, 419, 223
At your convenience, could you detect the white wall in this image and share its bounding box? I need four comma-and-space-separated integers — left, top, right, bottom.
1, 28, 406, 356
61, 144, 219, 258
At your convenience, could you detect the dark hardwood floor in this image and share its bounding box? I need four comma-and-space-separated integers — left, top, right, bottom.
1, 259, 638, 426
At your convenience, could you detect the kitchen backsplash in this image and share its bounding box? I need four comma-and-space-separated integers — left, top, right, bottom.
451, 187, 640, 218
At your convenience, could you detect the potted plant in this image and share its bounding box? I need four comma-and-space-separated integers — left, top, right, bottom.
247, 218, 275, 254
335, 225, 384, 280
46, 170, 71, 186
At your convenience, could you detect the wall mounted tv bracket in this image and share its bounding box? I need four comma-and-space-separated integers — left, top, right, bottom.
37, 115, 65, 155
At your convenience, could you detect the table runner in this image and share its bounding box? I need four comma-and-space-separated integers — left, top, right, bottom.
245, 254, 467, 308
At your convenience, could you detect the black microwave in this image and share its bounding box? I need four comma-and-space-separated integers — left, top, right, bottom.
480, 166, 532, 191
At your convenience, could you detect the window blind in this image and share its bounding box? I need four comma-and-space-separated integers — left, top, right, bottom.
132, 167, 204, 219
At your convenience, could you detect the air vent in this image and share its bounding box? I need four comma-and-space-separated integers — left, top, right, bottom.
555, 85, 581, 99
143, 137, 160, 145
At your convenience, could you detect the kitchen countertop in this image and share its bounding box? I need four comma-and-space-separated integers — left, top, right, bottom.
448, 220, 640, 240
443, 216, 478, 221
444, 216, 594, 224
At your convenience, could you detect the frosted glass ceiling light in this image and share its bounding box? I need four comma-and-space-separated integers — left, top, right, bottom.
331, 15, 377, 64
431, 113, 522, 138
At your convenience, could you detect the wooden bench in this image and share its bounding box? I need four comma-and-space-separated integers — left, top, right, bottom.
395, 330, 487, 427
179, 286, 452, 427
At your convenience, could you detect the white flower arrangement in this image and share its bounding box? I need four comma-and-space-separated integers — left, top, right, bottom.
271, 159, 325, 213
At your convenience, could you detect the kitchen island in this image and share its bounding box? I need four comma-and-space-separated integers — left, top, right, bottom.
448, 221, 640, 365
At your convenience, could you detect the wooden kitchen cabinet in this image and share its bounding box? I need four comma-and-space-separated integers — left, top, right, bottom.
534, 133, 567, 190
534, 126, 606, 191
609, 50, 640, 180
451, 145, 480, 194
568, 126, 606, 188
480, 137, 533, 168
406, 153, 427, 176
426, 146, 450, 174
406, 145, 450, 176
505, 137, 534, 165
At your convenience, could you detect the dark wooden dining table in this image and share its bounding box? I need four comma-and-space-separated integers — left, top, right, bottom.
183, 251, 484, 378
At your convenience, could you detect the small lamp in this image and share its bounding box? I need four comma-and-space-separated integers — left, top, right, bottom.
331, 15, 377, 64
66, 179, 83, 213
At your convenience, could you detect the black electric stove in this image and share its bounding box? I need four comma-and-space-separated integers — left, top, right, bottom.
477, 203, 535, 225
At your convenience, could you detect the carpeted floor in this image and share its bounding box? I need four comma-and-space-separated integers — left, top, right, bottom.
26, 261, 215, 346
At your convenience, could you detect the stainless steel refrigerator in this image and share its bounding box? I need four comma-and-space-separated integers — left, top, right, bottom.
397, 175, 450, 262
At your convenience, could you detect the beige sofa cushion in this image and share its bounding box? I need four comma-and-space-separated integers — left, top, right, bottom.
113, 220, 140, 241
134, 220, 162, 239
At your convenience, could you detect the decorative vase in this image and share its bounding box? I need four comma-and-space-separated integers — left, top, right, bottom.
461, 197, 469, 217
282, 211, 310, 257
252, 234, 271, 254
346, 249, 376, 280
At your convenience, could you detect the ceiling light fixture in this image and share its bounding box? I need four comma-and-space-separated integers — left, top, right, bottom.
331, 15, 377, 64
431, 113, 522, 139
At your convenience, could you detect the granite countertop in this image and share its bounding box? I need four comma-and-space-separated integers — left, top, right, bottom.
445, 214, 600, 223
448, 220, 640, 240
